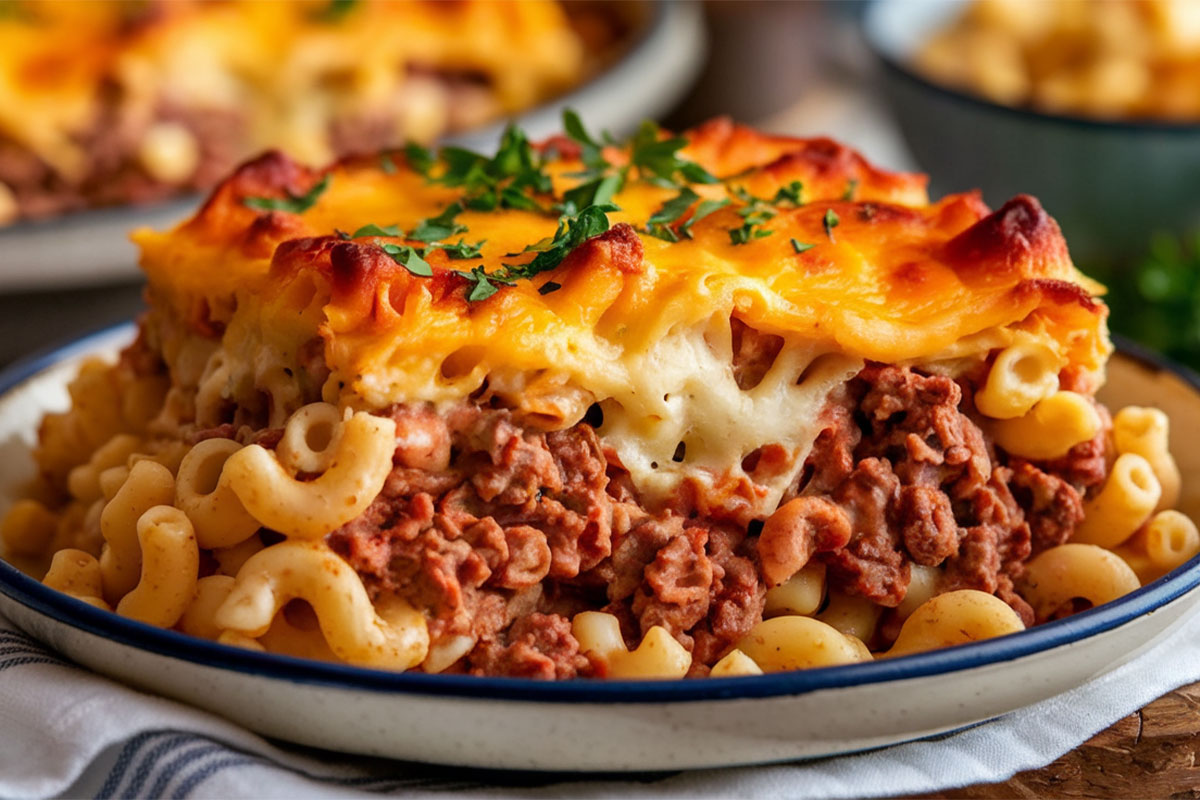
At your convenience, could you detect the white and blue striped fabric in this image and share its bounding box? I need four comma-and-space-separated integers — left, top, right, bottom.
5, 611, 1200, 800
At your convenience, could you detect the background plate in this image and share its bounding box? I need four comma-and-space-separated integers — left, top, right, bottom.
0, 1, 704, 292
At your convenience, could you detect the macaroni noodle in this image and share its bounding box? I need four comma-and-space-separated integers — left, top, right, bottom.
1072, 454, 1161, 548
571, 611, 692, 679
215, 540, 429, 670
1019, 544, 1141, 621
1113, 407, 1182, 512
223, 408, 396, 539
887, 590, 1025, 657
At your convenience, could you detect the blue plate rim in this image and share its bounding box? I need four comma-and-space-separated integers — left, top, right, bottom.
1, 323, 1199, 704
860, 2, 1200, 136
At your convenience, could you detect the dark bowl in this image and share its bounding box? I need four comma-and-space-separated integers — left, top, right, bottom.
862, 0, 1200, 266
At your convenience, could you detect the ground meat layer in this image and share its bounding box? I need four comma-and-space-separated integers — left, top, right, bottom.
326, 364, 1108, 678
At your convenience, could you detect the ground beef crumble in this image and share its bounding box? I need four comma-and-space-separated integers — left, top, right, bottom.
326, 363, 1108, 677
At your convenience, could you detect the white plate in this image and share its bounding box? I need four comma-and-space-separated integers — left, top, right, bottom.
2, 326, 1199, 771
0, 2, 705, 292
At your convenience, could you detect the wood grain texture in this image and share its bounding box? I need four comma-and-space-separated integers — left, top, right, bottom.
907, 682, 1200, 799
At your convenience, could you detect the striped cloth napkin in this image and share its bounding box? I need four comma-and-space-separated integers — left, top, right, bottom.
4, 610, 1200, 800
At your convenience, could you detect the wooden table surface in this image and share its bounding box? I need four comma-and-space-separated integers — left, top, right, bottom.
904, 682, 1200, 798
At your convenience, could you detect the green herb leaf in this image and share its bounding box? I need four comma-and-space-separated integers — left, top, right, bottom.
791, 238, 815, 254
500, 185, 546, 213
823, 208, 840, 242
403, 142, 434, 176
410, 202, 468, 243
381, 243, 433, 277
679, 197, 730, 238
538, 281, 562, 295
243, 174, 330, 214
468, 273, 499, 301
842, 178, 859, 202
438, 239, 486, 259
648, 188, 700, 226
350, 223, 402, 239
629, 120, 718, 187
313, 0, 357, 22
561, 172, 624, 216
562, 108, 608, 171
501, 203, 616, 281
773, 181, 804, 207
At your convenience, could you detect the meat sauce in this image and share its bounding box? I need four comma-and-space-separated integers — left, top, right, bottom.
325, 364, 1109, 679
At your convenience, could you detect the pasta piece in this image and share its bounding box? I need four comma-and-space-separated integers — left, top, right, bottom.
215, 540, 428, 670
41, 548, 110, 610
175, 438, 261, 549
1019, 543, 1141, 621
709, 650, 763, 677
224, 407, 396, 539
98, 460, 176, 604
572, 611, 692, 679
738, 616, 872, 672
1136, 510, 1200, 575
815, 590, 883, 644
887, 590, 1024, 657
212, 533, 265, 577
1072, 453, 1161, 548
258, 602, 339, 662
763, 562, 826, 617
1113, 407, 1181, 512
66, 433, 141, 503
179, 575, 236, 639
895, 564, 942, 624
990, 391, 1101, 460
1, 499, 59, 557
975, 342, 1061, 419
422, 635, 478, 674
115, 506, 199, 628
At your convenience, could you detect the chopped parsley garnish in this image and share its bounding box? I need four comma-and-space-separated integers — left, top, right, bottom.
681, 198, 730, 238
380, 243, 432, 277
562, 109, 610, 173
649, 188, 700, 226
842, 178, 859, 201
630, 121, 719, 187
313, 0, 357, 22
410, 202, 468, 243
728, 186, 778, 245
454, 266, 510, 302
538, 281, 563, 295
243, 174, 330, 214
773, 181, 805, 207
403, 142, 435, 175
791, 238, 815, 254
823, 208, 840, 242
560, 172, 623, 216
439, 239, 486, 259
501, 203, 617, 279
350, 223, 401, 239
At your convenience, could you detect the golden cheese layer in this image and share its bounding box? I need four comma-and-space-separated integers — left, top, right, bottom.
0, 0, 583, 181
135, 118, 1111, 514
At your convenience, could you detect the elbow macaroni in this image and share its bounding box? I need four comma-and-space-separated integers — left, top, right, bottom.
214, 539, 428, 670
990, 391, 1101, 460
1019, 544, 1141, 621
223, 405, 396, 539
1072, 453, 1161, 548
571, 611, 692, 679
975, 342, 1062, 420
1113, 407, 1181, 512
887, 590, 1025, 657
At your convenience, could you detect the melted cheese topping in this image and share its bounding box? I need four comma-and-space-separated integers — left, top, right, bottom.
134, 119, 1112, 514
0, 0, 583, 178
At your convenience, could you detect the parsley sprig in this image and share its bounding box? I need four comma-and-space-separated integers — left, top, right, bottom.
243, 175, 330, 214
